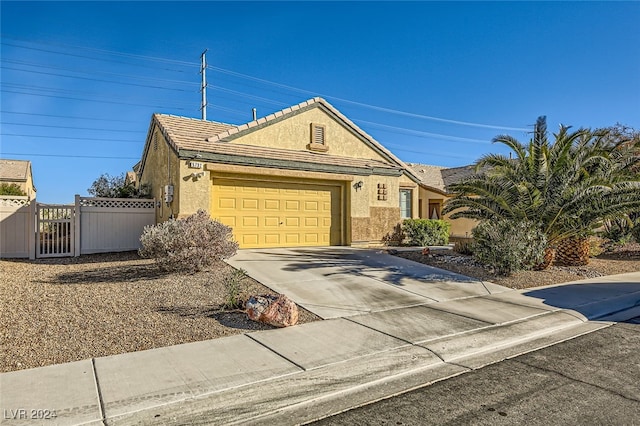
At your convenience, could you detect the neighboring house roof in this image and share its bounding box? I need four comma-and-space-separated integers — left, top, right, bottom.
138, 97, 421, 181
407, 163, 478, 194
0, 159, 31, 182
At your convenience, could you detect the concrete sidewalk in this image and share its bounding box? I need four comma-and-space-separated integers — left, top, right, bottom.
1, 249, 639, 426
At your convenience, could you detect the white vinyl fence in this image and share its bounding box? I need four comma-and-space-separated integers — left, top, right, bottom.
0, 195, 156, 259
0, 196, 35, 259
76, 196, 156, 255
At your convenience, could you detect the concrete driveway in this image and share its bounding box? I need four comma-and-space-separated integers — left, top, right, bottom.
227, 247, 508, 318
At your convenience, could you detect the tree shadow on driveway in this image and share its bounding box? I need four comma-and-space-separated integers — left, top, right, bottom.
245, 248, 482, 287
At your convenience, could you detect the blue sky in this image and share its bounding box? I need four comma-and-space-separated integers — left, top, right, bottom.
1, 1, 639, 203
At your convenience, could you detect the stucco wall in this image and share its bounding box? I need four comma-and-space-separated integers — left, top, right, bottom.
138, 128, 181, 222
228, 107, 389, 163
444, 209, 478, 238
418, 186, 477, 237
177, 161, 210, 218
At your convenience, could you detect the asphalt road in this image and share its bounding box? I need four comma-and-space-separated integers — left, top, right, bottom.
311, 318, 640, 426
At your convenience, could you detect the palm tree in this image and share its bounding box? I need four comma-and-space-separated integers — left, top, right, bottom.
443, 116, 640, 266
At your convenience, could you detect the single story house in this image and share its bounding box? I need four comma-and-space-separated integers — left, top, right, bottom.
407, 163, 478, 238
135, 97, 428, 248
0, 159, 37, 200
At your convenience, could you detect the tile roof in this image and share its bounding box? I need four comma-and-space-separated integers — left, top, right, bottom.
149, 98, 417, 177
153, 114, 235, 151
407, 163, 479, 193
0, 159, 31, 181
198, 141, 399, 171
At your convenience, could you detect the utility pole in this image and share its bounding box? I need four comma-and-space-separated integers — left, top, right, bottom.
200, 49, 208, 120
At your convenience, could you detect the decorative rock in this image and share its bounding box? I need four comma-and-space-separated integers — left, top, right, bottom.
246, 294, 298, 327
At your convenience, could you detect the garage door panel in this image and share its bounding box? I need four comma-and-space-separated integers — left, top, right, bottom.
265, 234, 280, 244
304, 201, 319, 212
305, 234, 319, 243
285, 200, 300, 211
242, 216, 259, 228
242, 234, 259, 245
218, 198, 236, 209
242, 199, 259, 210
264, 200, 280, 210
285, 234, 300, 244
264, 217, 279, 227
285, 217, 299, 227
218, 216, 236, 227
211, 178, 341, 248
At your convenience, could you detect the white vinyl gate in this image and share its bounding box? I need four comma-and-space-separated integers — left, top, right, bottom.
37, 204, 75, 258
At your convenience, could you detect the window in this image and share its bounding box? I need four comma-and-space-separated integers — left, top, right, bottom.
400, 189, 412, 219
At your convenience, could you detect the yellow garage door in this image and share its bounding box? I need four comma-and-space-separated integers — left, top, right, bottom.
211, 178, 342, 248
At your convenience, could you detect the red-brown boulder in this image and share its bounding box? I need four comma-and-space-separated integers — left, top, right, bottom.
246, 294, 298, 327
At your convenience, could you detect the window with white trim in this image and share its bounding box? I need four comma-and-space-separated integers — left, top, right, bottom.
400, 189, 412, 219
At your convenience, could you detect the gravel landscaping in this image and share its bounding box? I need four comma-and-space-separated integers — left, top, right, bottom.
2, 244, 638, 373
0, 252, 319, 373
393, 242, 640, 290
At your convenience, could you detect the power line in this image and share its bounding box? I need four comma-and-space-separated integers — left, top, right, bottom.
0, 89, 195, 111
1, 133, 141, 143
353, 119, 492, 144
2, 39, 529, 141
208, 85, 289, 107
1, 35, 199, 67
0, 111, 138, 123
2, 152, 139, 160
3, 59, 199, 86
1, 40, 197, 73
208, 65, 529, 131
1, 122, 143, 133
1, 66, 195, 92
2, 83, 194, 107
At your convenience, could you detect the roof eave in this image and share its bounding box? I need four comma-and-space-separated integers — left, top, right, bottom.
179, 149, 403, 177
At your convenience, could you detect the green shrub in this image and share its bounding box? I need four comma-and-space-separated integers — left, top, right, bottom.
0, 183, 26, 196
472, 219, 547, 275
139, 210, 239, 272
402, 219, 450, 246
601, 218, 633, 245
453, 238, 474, 255
221, 268, 247, 309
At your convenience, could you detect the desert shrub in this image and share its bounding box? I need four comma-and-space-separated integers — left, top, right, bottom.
588, 236, 605, 258
139, 210, 238, 272
453, 238, 474, 255
402, 219, 450, 246
0, 183, 26, 196
633, 223, 640, 243
601, 218, 633, 245
221, 268, 247, 309
472, 219, 547, 275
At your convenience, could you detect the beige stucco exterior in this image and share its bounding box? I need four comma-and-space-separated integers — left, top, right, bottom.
417, 186, 477, 238
230, 108, 388, 163
136, 99, 422, 248
138, 129, 182, 222
0, 159, 36, 200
